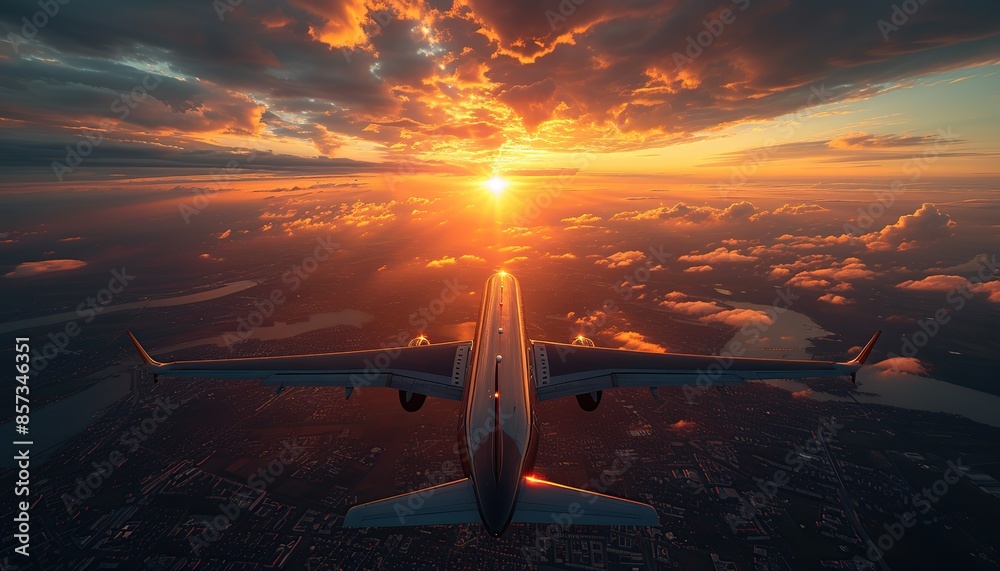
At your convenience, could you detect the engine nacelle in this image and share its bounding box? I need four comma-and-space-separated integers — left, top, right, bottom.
399, 390, 427, 412
575, 391, 602, 412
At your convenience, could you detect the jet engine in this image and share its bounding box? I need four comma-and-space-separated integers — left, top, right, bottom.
575, 391, 602, 412
399, 390, 427, 412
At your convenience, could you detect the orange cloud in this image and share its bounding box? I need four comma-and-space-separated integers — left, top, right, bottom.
973, 281, 1000, 302
895, 275, 1000, 303
862, 203, 956, 252
678, 247, 757, 264
613, 331, 667, 353
426, 254, 485, 268
771, 203, 828, 215
612, 202, 759, 225
700, 308, 775, 327
873, 357, 927, 376
785, 258, 874, 290
659, 294, 774, 328
596, 250, 646, 268
561, 213, 602, 224
426, 256, 457, 268
896, 274, 969, 292
5, 259, 87, 278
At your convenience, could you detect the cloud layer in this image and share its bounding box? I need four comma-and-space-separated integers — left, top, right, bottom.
1, 0, 997, 174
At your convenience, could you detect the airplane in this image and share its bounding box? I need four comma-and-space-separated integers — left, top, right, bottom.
128, 270, 880, 537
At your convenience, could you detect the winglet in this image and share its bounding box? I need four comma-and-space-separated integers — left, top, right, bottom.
127, 331, 163, 368
847, 330, 881, 366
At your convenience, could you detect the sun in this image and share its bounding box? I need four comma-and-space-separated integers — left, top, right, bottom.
485, 175, 508, 195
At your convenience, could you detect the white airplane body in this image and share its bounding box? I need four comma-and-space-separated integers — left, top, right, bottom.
130, 271, 879, 536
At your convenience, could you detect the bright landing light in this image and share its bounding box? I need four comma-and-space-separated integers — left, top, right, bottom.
486, 175, 508, 195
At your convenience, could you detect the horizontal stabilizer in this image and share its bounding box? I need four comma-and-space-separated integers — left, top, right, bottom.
513, 477, 659, 526
344, 478, 481, 528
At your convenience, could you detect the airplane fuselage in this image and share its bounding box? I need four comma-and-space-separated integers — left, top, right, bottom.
458, 272, 538, 536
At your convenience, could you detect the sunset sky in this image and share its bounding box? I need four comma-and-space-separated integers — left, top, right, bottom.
1, 0, 998, 187
2, 1, 999, 375
5, 6, 1000, 569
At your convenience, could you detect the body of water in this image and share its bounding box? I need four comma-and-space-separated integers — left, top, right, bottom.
0, 280, 259, 333
727, 301, 1000, 428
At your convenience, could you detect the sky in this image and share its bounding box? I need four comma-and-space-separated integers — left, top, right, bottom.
0, 0, 998, 186
2, 1, 999, 388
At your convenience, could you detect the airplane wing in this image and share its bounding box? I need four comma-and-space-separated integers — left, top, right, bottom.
530, 331, 880, 401
128, 331, 470, 400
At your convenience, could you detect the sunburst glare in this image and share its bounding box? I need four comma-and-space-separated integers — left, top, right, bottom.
485, 175, 508, 196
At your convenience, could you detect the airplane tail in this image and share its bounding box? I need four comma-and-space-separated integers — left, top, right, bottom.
512, 476, 659, 526
343, 476, 659, 529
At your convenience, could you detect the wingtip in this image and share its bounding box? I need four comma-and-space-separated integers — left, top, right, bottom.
342, 506, 362, 528
849, 330, 881, 365
127, 330, 161, 367
640, 503, 661, 527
